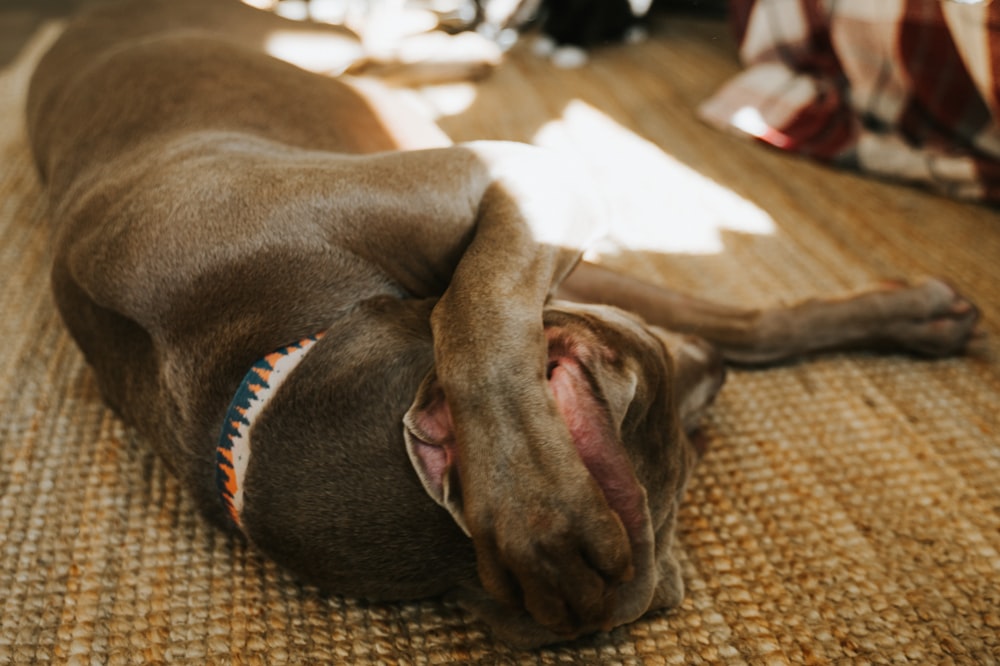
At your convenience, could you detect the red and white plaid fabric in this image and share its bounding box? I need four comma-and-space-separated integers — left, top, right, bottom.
699, 0, 1000, 202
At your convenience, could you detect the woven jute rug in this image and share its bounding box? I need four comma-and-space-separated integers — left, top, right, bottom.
2, 16, 998, 665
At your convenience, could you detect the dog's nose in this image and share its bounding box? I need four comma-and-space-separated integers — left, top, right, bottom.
685, 335, 727, 390
666, 334, 726, 432
678, 335, 722, 370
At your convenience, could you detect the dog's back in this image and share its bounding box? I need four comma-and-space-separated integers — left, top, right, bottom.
31, 1, 397, 192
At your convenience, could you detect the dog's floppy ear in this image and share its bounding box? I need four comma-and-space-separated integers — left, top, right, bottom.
403, 371, 470, 535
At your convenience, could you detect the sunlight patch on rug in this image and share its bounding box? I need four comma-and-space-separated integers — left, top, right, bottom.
533, 100, 775, 256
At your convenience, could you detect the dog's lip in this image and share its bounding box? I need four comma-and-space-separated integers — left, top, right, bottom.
546, 355, 652, 556
547, 354, 657, 626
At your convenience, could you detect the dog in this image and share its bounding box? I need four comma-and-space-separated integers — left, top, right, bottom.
26, 0, 980, 648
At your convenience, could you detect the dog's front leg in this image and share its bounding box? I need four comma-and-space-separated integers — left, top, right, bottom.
423, 143, 637, 637
559, 262, 981, 363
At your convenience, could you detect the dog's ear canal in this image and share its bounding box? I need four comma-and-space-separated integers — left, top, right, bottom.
402, 371, 470, 536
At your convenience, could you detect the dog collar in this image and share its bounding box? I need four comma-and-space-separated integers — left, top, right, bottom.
215, 334, 325, 530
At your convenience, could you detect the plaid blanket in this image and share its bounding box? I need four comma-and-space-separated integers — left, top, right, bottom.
699, 0, 1000, 203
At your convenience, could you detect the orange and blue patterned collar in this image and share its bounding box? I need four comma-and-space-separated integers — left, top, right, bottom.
215, 333, 325, 530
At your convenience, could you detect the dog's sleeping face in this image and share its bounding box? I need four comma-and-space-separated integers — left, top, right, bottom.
404, 299, 721, 642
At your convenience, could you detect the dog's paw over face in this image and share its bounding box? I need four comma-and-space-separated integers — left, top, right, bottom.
404, 300, 705, 647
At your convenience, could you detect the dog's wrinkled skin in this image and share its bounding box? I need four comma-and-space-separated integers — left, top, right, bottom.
27, 0, 980, 648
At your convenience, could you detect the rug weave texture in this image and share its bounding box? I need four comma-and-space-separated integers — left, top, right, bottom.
1, 19, 999, 665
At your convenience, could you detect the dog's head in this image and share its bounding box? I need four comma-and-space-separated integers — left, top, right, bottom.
404, 299, 724, 644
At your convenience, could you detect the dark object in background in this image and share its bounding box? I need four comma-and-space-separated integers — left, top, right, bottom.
477, 0, 727, 48
536, 0, 649, 47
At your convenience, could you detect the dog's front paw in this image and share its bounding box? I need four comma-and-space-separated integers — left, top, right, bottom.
878, 278, 982, 356
468, 478, 635, 637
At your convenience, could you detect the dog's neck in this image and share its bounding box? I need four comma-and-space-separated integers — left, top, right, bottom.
215, 334, 325, 529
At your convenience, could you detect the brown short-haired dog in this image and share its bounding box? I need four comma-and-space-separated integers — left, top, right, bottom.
27, 0, 979, 647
